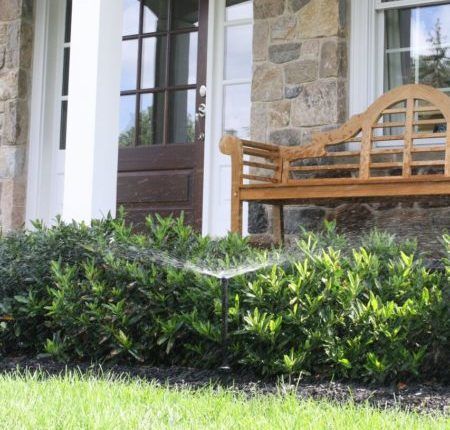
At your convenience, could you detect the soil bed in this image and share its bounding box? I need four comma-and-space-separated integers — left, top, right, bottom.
0, 357, 448, 415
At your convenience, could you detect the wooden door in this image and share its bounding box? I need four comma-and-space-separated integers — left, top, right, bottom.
117, 0, 208, 229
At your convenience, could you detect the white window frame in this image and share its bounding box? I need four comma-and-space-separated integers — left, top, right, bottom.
349, 0, 450, 116
27, 0, 67, 225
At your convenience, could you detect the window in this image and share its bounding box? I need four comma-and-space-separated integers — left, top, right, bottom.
222, 0, 253, 139
119, 0, 200, 147
382, 1, 450, 93
59, 0, 72, 150
350, 0, 450, 115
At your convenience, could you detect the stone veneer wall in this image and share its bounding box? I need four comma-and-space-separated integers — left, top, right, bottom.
249, 0, 348, 235
0, 0, 33, 230
249, 0, 450, 250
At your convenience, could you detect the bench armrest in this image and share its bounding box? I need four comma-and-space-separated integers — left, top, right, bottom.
220, 135, 282, 185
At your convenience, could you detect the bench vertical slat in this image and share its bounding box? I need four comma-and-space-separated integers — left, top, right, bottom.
359, 123, 371, 179
403, 97, 414, 177
446, 122, 450, 176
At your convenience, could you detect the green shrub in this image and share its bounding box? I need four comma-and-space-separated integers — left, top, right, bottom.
0, 214, 448, 383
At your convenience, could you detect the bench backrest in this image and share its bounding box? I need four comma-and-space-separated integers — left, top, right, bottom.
284, 84, 450, 182
221, 84, 450, 185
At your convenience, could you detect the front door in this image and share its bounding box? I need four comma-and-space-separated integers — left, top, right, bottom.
117, 0, 208, 229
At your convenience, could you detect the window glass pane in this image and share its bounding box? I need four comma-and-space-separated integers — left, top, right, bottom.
170, 32, 198, 86
64, 0, 72, 43
143, 0, 168, 33
62, 47, 70, 96
141, 36, 167, 89
139, 93, 165, 145
224, 24, 252, 80
168, 90, 196, 144
172, 0, 199, 29
226, 0, 253, 21
384, 4, 450, 91
122, 0, 141, 36
121, 40, 139, 91
223, 84, 251, 139
119, 95, 136, 147
59, 101, 68, 150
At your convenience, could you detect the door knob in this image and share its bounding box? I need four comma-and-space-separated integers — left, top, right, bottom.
199, 85, 207, 97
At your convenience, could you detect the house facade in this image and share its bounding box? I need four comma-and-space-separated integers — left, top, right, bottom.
1, 0, 450, 239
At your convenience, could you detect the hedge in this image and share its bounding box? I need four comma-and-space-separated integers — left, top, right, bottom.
0, 214, 448, 383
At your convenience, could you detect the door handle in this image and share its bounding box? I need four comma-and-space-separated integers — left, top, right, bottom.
196, 103, 206, 121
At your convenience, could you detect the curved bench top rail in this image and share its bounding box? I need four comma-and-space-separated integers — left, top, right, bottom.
282, 84, 450, 181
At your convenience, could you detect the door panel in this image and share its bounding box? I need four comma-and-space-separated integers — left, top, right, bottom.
117, 0, 208, 229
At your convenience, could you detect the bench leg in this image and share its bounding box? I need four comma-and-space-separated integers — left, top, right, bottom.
231, 194, 243, 235
272, 204, 284, 246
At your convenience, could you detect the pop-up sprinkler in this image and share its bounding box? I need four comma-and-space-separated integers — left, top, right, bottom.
220, 277, 230, 371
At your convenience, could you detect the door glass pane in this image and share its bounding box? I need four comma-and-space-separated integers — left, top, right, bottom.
143, 0, 168, 33
223, 84, 251, 139
172, 0, 199, 29
384, 4, 450, 91
224, 24, 252, 80
141, 36, 167, 89
122, 0, 140, 36
119, 95, 136, 147
64, 0, 72, 43
62, 47, 70, 97
170, 32, 198, 86
226, 0, 253, 21
59, 101, 68, 150
121, 40, 138, 91
168, 90, 196, 144
139, 93, 165, 145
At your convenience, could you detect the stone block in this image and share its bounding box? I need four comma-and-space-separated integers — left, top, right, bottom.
248, 202, 269, 234
300, 39, 319, 58
269, 127, 302, 146
320, 38, 346, 78
284, 206, 326, 233
271, 15, 297, 40
269, 42, 301, 64
291, 80, 339, 126
250, 102, 268, 141
284, 59, 317, 84
254, 0, 285, 19
252, 63, 283, 102
268, 100, 291, 128
285, 85, 301, 99
0, 69, 18, 100
297, 0, 340, 39
332, 203, 374, 233
0, 0, 22, 21
0, 145, 25, 178
289, 0, 311, 13
2, 99, 28, 145
253, 20, 269, 62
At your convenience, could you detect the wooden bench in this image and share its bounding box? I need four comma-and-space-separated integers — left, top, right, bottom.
220, 84, 450, 244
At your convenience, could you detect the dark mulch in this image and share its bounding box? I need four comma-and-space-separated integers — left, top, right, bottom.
0, 356, 448, 415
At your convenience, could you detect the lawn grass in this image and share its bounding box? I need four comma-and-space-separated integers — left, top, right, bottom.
0, 372, 447, 430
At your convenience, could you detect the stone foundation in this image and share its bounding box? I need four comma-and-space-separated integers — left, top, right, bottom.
0, 0, 33, 231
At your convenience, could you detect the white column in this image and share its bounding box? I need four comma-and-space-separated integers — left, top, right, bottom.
62, 0, 123, 222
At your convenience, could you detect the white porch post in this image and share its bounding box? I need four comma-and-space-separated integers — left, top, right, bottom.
62, 0, 123, 222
